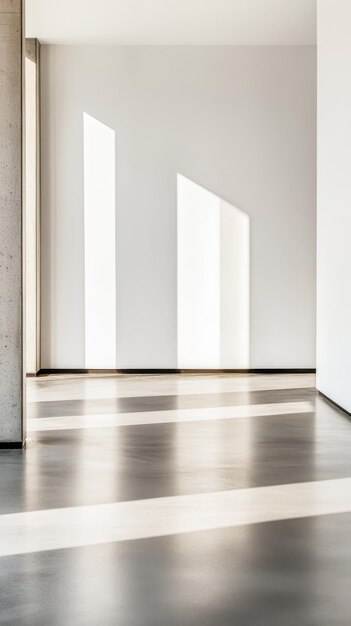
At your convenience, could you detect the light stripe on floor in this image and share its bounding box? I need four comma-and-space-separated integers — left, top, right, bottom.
27, 373, 316, 403
27, 401, 314, 432
0, 476, 350, 557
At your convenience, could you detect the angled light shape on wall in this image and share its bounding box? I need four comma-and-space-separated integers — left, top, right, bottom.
83, 113, 116, 368
177, 174, 250, 369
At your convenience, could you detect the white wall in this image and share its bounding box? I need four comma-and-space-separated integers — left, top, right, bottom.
41, 45, 316, 369
317, 1, 351, 411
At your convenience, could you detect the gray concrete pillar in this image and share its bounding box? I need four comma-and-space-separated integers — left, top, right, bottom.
0, 0, 25, 446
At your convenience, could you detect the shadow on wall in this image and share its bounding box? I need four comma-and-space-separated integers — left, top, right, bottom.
177, 174, 250, 369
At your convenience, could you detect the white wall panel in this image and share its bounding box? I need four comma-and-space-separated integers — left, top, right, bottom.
41, 46, 316, 369
317, 0, 351, 411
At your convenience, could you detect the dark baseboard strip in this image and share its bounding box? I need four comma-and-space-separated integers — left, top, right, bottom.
318, 390, 351, 417
36, 369, 125, 376
35, 368, 316, 377
143, 368, 314, 373
0, 441, 26, 449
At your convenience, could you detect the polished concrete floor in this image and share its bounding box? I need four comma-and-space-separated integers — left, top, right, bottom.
1, 373, 351, 625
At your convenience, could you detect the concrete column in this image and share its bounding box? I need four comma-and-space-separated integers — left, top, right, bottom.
0, 0, 25, 446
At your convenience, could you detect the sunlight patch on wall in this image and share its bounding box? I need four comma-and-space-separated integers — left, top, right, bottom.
83, 113, 116, 368
177, 174, 250, 369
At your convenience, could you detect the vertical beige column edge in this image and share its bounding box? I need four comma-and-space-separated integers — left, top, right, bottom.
25, 37, 41, 374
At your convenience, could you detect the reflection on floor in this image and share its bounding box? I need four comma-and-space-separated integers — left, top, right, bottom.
1, 373, 351, 625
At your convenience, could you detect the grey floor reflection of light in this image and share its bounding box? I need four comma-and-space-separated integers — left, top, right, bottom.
2, 373, 351, 626
1, 476, 351, 558
27, 372, 316, 403
28, 400, 314, 432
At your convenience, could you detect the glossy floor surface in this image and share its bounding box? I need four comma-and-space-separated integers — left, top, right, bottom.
1, 373, 351, 625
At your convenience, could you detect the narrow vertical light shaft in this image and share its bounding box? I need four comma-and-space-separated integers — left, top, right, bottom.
83, 113, 116, 368
177, 174, 250, 369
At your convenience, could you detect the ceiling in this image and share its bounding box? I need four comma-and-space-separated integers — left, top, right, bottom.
26, 0, 316, 45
